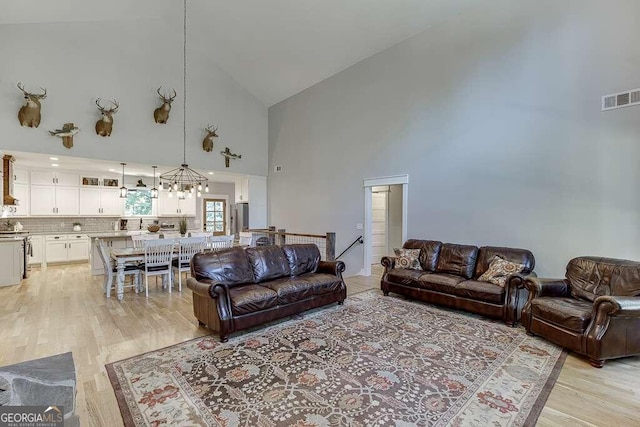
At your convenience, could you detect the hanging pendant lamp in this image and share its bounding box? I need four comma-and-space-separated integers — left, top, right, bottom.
119, 163, 128, 198
159, 0, 207, 199
150, 166, 159, 199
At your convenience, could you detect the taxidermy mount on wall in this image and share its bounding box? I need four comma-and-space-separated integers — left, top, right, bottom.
202, 125, 218, 152
17, 82, 47, 128
220, 147, 241, 168
153, 86, 176, 124
49, 123, 79, 149
95, 98, 119, 137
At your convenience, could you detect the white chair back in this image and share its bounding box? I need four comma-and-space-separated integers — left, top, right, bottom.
143, 239, 176, 267
132, 234, 160, 248
177, 237, 207, 266
96, 238, 112, 270
210, 234, 234, 250
238, 232, 255, 247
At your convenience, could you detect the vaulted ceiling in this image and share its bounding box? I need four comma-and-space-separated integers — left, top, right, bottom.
2, 0, 478, 106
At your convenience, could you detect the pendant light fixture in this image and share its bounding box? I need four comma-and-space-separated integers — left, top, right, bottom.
119, 163, 128, 198
150, 166, 159, 199
159, 0, 208, 199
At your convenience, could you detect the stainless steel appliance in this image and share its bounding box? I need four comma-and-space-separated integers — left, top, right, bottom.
234, 203, 249, 234
22, 236, 31, 279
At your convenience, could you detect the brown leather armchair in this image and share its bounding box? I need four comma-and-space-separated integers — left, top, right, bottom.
522, 256, 640, 367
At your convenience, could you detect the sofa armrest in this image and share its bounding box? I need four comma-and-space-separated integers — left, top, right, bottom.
381, 256, 395, 273
187, 278, 218, 299
593, 296, 640, 317
317, 260, 346, 277
506, 272, 537, 289
523, 277, 569, 299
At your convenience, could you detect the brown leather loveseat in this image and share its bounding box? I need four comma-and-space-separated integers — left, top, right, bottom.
187, 244, 346, 342
381, 240, 535, 326
522, 256, 640, 367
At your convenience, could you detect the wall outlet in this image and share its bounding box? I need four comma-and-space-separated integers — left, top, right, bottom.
356, 223, 363, 230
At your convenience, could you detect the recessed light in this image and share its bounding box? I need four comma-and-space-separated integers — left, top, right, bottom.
49, 157, 59, 161
108, 168, 116, 172
208, 172, 214, 175
51, 163, 59, 167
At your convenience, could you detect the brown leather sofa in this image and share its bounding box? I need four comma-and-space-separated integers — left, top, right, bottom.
522, 256, 640, 367
381, 240, 535, 326
187, 244, 346, 342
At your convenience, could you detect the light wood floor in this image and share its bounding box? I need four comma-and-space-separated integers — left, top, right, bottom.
0, 264, 637, 426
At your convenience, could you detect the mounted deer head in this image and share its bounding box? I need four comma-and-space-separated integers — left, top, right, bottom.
153, 86, 176, 124
202, 124, 218, 152
95, 98, 119, 137
17, 82, 47, 128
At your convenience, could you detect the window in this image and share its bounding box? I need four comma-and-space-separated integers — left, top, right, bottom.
204, 199, 226, 235
124, 189, 153, 217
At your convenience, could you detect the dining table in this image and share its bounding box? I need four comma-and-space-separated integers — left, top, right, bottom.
109, 242, 241, 300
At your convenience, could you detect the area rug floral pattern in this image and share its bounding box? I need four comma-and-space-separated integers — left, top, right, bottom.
107, 290, 566, 426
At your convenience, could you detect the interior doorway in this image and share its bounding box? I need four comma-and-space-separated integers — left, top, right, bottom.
363, 175, 408, 276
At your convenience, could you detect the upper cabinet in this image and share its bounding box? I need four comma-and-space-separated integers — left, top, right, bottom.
157, 189, 196, 217
30, 170, 80, 216
235, 176, 267, 204
79, 187, 122, 216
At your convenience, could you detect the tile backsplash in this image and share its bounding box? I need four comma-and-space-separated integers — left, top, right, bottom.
0, 216, 198, 233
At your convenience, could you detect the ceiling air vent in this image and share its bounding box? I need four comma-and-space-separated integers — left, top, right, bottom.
602, 88, 640, 111
274, 165, 283, 173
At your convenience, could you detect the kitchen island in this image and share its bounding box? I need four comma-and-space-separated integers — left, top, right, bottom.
0, 238, 23, 287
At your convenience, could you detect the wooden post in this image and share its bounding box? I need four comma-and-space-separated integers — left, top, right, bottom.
326, 232, 336, 261
277, 229, 287, 246
268, 226, 276, 245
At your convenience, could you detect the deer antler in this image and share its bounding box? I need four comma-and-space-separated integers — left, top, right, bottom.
157, 87, 177, 102
168, 88, 177, 101
109, 99, 119, 113
96, 98, 106, 112
37, 87, 47, 99
17, 82, 27, 94
206, 124, 218, 133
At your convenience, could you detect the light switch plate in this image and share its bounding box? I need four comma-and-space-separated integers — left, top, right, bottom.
356, 223, 363, 230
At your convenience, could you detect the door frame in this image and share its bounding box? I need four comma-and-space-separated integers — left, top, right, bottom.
363, 175, 408, 277
200, 195, 229, 234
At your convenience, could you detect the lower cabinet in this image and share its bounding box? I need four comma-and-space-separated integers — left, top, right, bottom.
45, 234, 89, 264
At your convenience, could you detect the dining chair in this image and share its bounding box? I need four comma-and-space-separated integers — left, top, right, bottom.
210, 234, 235, 251
162, 231, 181, 239
189, 231, 211, 247
238, 232, 256, 247
139, 239, 176, 297
96, 238, 140, 298
172, 237, 207, 291
132, 233, 160, 249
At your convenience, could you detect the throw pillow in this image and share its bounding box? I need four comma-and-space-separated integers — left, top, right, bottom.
478, 256, 525, 287
393, 248, 422, 270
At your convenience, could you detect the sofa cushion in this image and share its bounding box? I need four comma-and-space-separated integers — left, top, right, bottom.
393, 248, 422, 270
386, 269, 430, 288
455, 280, 505, 304
477, 256, 526, 288
229, 284, 278, 315
292, 273, 343, 295
435, 243, 479, 279
282, 244, 321, 276
265, 277, 314, 305
191, 247, 255, 286
530, 297, 593, 332
403, 240, 442, 271
567, 256, 640, 302
474, 246, 535, 279
419, 273, 465, 294
246, 246, 291, 283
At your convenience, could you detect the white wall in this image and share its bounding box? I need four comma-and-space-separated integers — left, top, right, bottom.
268, 0, 640, 277
0, 3, 267, 176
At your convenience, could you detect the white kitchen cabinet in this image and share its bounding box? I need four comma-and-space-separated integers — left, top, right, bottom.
13, 168, 29, 184
234, 176, 266, 204
31, 171, 78, 186
45, 237, 68, 263
29, 235, 43, 265
12, 183, 29, 216
235, 177, 249, 203
30, 185, 79, 216
80, 187, 122, 216
158, 191, 196, 216
67, 235, 88, 261
45, 234, 88, 263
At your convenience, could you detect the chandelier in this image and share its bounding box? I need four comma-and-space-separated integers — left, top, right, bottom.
159, 0, 208, 200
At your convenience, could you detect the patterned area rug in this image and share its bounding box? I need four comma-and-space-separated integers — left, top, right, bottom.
107, 290, 566, 426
